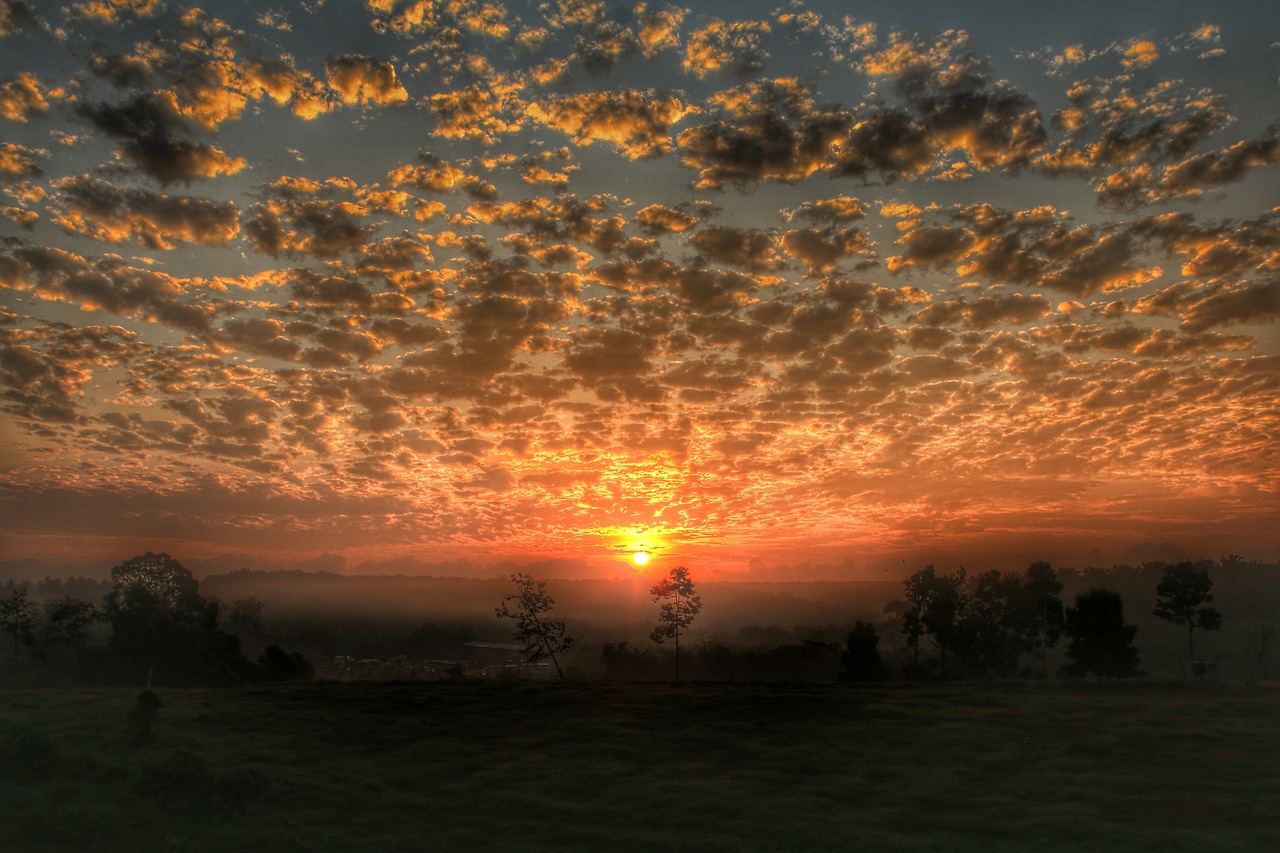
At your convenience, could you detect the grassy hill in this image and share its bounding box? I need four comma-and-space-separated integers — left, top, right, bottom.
3, 681, 1277, 852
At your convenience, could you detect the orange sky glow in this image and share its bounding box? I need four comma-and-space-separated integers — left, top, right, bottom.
0, 0, 1277, 580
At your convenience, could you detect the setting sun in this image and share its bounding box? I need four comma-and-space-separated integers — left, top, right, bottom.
632, 551, 651, 566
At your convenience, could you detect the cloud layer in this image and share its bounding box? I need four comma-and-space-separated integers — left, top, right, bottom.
0, 1, 1277, 574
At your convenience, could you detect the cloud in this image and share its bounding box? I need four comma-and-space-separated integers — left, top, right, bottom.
635, 203, 698, 233
244, 177, 377, 259
0, 241, 216, 331
76, 93, 248, 183
0, 0, 40, 35
786, 196, 867, 223
426, 77, 526, 143
684, 18, 772, 77
1098, 132, 1280, 208
1, 323, 143, 423
1134, 278, 1280, 332
1121, 39, 1159, 69
64, 0, 162, 27
0, 72, 49, 121
0, 142, 43, 179
50, 174, 240, 249
780, 226, 877, 275
635, 4, 683, 58
325, 54, 410, 107
528, 90, 694, 159
678, 78, 847, 188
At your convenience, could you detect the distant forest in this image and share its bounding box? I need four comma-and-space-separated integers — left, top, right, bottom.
2, 554, 1277, 686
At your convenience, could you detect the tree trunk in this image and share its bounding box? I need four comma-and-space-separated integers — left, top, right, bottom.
1189, 623, 1195, 660
674, 588, 681, 683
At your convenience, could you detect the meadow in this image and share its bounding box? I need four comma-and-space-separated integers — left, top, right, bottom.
2, 681, 1277, 852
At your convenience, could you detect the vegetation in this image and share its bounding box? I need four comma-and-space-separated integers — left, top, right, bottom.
495, 573, 574, 679
2, 681, 1277, 852
1154, 562, 1223, 658
2, 554, 1275, 686
649, 566, 703, 682
1061, 589, 1143, 679
1, 553, 312, 688
890, 563, 1067, 679
838, 621, 888, 681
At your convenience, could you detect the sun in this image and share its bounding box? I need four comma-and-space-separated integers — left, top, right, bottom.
632, 550, 650, 566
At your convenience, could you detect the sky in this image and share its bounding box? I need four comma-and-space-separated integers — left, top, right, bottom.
0, 0, 1277, 580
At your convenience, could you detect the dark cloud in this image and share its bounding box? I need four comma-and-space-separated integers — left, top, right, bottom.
0, 0, 40, 35
51, 174, 240, 249
528, 90, 693, 159
1135, 278, 1280, 333
76, 93, 247, 183
244, 178, 377, 259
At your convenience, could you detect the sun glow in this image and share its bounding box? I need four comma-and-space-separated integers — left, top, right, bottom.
632, 550, 650, 566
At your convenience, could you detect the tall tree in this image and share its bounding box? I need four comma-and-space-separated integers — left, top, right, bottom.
649, 566, 702, 682
965, 570, 1029, 677
495, 573, 573, 679
1023, 561, 1065, 677
103, 552, 249, 686
1061, 588, 1142, 679
1153, 562, 1222, 659
1, 588, 37, 657
901, 565, 968, 677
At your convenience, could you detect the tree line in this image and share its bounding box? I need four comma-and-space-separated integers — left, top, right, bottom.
0, 553, 312, 687
494, 560, 1241, 682
1, 553, 1264, 686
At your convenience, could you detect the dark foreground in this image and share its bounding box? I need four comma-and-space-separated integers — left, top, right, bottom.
2, 680, 1277, 852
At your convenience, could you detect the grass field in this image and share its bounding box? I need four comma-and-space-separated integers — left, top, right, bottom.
2, 680, 1278, 852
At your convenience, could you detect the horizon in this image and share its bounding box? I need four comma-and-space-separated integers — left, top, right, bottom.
2, 0, 1278, 577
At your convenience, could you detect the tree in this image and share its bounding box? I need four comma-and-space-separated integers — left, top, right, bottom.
495, 573, 573, 679
103, 552, 251, 686
225, 596, 265, 632
1, 588, 37, 657
901, 565, 968, 677
257, 645, 314, 682
1154, 562, 1222, 659
43, 595, 100, 647
1023, 561, 1064, 677
964, 569, 1034, 677
839, 621, 888, 682
649, 566, 702, 682
1060, 588, 1142, 679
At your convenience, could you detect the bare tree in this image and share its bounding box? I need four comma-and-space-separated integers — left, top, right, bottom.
495, 573, 573, 679
649, 566, 702, 682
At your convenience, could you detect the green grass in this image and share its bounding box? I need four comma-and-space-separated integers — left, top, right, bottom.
2, 681, 1277, 852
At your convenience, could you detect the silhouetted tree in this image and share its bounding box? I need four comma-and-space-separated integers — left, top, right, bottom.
495, 573, 573, 679
38, 595, 101, 673
650, 566, 702, 682
103, 552, 252, 686
1, 588, 37, 657
1060, 588, 1142, 679
42, 595, 100, 647
257, 645, 314, 682
1154, 562, 1222, 659
225, 596, 265, 632
839, 621, 888, 681
901, 566, 968, 677
1024, 562, 1064, 677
